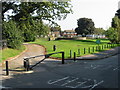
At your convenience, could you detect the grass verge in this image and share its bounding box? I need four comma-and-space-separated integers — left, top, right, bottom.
29, 38, 118, 59
0, 45, 26, 63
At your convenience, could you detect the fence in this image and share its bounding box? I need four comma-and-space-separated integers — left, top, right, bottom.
23, 52, 64, 71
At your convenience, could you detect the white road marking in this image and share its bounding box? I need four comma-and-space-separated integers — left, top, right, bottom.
73, 81, 88, 88
89, 80, 104, 90
81, 85, 93, 88
61, 78, 79, 86
48, 76, 69, 84
113, 66, 120, 71
47, 76, 104, 89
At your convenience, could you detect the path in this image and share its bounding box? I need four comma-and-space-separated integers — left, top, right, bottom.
1, 44, 45, 76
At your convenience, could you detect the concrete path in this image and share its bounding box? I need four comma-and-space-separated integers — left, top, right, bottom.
1, 44, 45, 76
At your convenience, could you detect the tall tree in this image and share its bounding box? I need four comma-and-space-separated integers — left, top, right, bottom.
105, 15, 120, 43
2, 1, 73, 43
115, 9, 120, 19
75, 18, 95, 37
2, 1, 73, 25
50, 26, 61, 31
94, 28, 105, 35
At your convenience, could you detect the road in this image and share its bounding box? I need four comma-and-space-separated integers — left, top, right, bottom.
2, 54, 120, 89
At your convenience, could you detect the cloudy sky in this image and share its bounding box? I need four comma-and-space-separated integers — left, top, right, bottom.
56, 0, 120, 30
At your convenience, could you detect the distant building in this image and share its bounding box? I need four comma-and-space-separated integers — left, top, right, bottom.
86, 34, 106, 39
62, 30, 77, 38
51, 30, 61, 37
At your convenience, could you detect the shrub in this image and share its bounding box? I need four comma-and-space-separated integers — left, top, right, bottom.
2, 21, 23, 49
105, 27, 119, 43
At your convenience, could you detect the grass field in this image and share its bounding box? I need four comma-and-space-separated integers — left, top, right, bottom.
30, 38, 117, 59
0, 45, 26, 62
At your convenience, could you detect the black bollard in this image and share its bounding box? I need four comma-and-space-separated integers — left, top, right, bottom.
104, 45, 106, 49
53, 45, 56, 51
88, 47, 90, 53
74, 52, 76, 61
96, 46, 98, 51
93, 47, 94, 53
6, 61, 9, 75
24, 58, 30, 71
70, 50, 72, 58
84, 48, 86, 54
78, 49, 80, 55
102, 45, 103, 50
24, 59, 26, 68
62, 52, 65, 64
99, 46, 101, 51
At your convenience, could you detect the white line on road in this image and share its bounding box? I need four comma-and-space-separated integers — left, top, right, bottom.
48, 76, 69, 84
89, 80, 104, 90
113, 66, 120, 71
61, 78, 79, 86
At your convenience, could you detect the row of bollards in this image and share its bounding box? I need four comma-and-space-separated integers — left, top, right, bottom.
53, 44, 116, 52
69, 43, 117, 59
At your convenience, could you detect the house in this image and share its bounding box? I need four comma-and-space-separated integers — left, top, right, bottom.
62, 30, 77, 38
86, 34, 106, 39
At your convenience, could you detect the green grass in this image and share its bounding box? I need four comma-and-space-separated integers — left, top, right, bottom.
30, 38, 117, 59
0, 45, 26, 62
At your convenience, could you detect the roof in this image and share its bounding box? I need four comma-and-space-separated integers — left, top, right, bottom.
64, 30, 75, 32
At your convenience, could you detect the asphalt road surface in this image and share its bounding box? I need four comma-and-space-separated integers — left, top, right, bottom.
2, 54, 120, 89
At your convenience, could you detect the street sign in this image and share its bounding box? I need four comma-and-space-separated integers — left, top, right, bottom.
96, 40, 101, 44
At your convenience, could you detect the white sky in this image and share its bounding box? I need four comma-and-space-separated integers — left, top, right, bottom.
55, 0, 120, 30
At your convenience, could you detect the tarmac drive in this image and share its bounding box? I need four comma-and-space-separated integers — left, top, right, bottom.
2, 54, 120, 89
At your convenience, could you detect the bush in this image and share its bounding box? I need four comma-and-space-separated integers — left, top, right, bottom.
23, 30, 36, 42
105, 27, 119, 43
2, 21, 23, 49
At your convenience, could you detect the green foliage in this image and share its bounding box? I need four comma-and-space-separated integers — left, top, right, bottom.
31, 20, 50, 37
94, 28, 105, 35
50, 26, 61, 31
105, 27, 119, 43
112, 16, 120, 28
0, 45, 26, 62
105, 16, 120, 43
2, 20, 23, 49
116, 9, 120, 19
75, 18, 95, 36
2, 2, 73, 25
19, 20, 36, 42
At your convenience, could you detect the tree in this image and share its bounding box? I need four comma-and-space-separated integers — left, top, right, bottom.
75, 18, 95, 37
50, 26, 61, 31
105, 16, 120, 43
115, 9, 120, 19
2, 20, 23, 49
94, 28, 105, 35
2, 2, 73, 25
105, 27, 119, 43
2, 1, 73, 43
